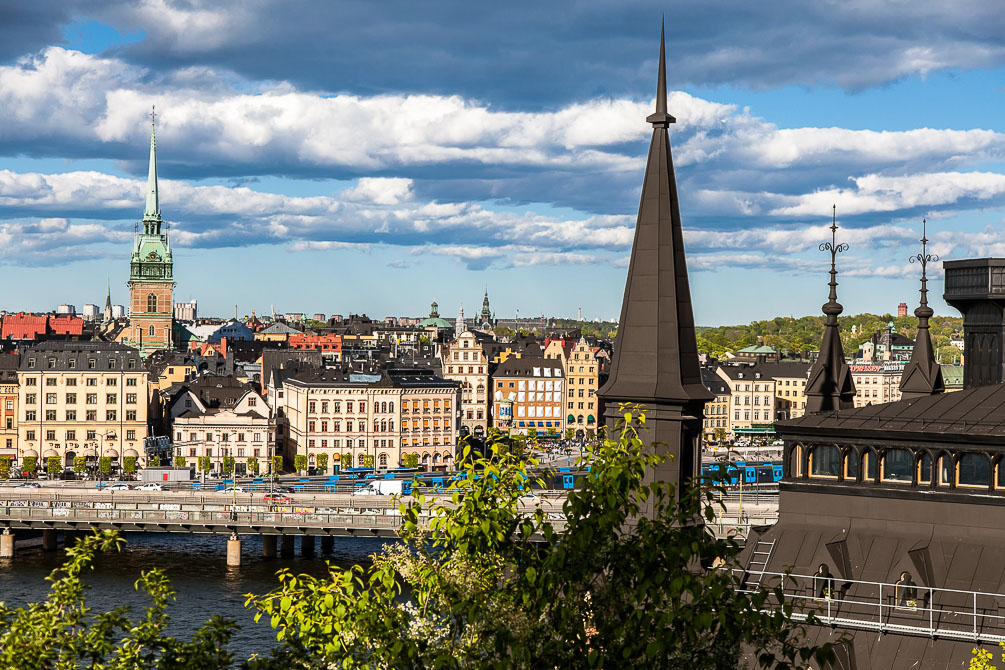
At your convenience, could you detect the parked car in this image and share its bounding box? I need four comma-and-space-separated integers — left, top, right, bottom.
15, 482, 41, 489
106, 483, 132, 491
264, 492, 292, 503
223, 486, 246, 493
136, 483, 163, 492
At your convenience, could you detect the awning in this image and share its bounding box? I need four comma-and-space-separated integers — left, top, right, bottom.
567, 414, 575, 423
103, 448, 119, 458
734, 426, 775, 434
587, 415, 595, 423
43, 449, 59, 458
124, 449, 139, 458
82, 448, 98, 457
23, 449, 38, 458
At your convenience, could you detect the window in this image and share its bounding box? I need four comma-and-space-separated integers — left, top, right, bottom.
863, 451, 877, 480
126, 394, 136, 404
809, 446, 840, 478
939, 455, 953, 486
27, 359, 35, 369
107, 378, 117, 386
68, 359, 76, 369
309, 401, 316, 413
66, 430, 76, 440
918, 454, 932, 484
86, 430, 96, 440
106, 394, 117, 404
25, 393, 36, 405
86, 410, 96, 421
106, 410, 117, 421
46, 430, 56, 441
248, 397, 256, 407
66, 393, 76, 404
45, 410, 56, 421
147, 293, 157, 312
46, 377, 57, 386
126, 410, 137, 421
66, 410, 76, 421
881, 449, 913, 482
86, 378, 97, 386
126, 430, 135, 440
88, 359, 95, 369
254, 433, 261, 442
26, 430, 35, 441
959, 454, 990, 488
86, 394, 97, 404
46, 393, 56, 404
126, 377, 137, 386
25, 377, 36, 386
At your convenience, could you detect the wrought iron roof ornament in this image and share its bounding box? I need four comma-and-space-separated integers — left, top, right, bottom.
819, 204, 849, 319
900, 217, 945, 398
909, 218, 938, 320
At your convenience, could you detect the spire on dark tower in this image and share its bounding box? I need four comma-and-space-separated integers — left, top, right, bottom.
143, 105, 161, 235
597, 22, 711, 501
900, 219, 945, 398
804, 206, 856, 412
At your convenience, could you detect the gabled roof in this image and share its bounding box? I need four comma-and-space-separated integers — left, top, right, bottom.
259, 322, 303, 335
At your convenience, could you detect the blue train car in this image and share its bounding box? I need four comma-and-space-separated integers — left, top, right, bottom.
701, 460, 783, 487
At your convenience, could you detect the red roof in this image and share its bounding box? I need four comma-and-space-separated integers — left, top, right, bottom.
289, 334, 342, 351
2, 313, 85, 340
48, 315, 84, 336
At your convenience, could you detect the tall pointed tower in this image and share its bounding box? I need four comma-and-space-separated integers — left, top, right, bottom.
900, 219, 945, 399
803, 207, 856, 412
103, 280, 112, 323
480, 289, 493, 328
456, 304, 465, 333
597, 25, 712, 501
125, 107, 175, 357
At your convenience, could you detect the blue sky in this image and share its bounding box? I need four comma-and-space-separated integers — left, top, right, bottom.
0, 1, 1003, 325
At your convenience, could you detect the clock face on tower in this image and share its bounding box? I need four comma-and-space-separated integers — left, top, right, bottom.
146, 251, 162, 262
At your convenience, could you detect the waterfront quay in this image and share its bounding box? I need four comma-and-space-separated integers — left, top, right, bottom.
0, 487, 570, 566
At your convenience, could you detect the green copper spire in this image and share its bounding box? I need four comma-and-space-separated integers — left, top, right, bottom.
143, 105, 161, 233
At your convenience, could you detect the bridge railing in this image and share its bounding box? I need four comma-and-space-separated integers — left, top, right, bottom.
738, 569, 1005, 643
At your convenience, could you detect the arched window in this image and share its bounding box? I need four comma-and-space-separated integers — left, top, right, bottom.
938, 454, 953, 486
433, 453, 441, 464
148, 325, 155, 336
844, 449, 858, 479
388, 419, 394, 431
388, 402, 394, 413
380, 420, 387, 432
881, 449, 913, 482
789, 444, 802, 478
378, 453, 388, 467
863, 450, 878, 481
918, 453, 932, 484
809, 445, 840, 478
421, 453, 430, 464
147, 293, 157, 313
959, 453, 990, 488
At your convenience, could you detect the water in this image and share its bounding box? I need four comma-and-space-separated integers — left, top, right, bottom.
0, 532, 394, 658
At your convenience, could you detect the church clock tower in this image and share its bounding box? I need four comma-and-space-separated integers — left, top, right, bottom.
125, 108, 175, 358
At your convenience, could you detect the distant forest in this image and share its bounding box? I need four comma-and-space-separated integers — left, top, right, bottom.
696, 313, 964, 364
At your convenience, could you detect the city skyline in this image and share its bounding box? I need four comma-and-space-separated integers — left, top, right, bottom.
0, 2, 1003, 324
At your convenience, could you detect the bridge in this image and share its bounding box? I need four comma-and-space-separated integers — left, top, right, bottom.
0, 487, 569, 566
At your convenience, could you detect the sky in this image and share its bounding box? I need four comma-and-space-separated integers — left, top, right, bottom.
0, 1, 1003, 326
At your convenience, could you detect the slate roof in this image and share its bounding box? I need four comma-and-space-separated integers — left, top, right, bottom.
19, 341, 142, 371
777, 383, 1005, 445
259, 322, 303, 335
494, 356, 564, 378
701, 367, 729, 396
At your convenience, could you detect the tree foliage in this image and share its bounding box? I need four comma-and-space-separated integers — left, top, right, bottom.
246, 457, 258, 475
294, 455, 307, 473
123, 457, 137, 475
315, 453, 328, 473
246, 407, 833, 669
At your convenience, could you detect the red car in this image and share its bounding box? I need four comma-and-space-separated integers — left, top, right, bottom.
264, 493, 292, 503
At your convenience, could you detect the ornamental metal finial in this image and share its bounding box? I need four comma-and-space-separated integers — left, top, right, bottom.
818, 205, 849, 320
909, 218, 938, 318
151, 104, 156, 129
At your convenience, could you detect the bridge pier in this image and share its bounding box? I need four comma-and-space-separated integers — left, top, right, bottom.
301, 535, 315, 557
42, 529, 57, 552
262, 534, 277, 558
227, 533, 242, 567
320, 535, 333, 554
1, 529, 12, 558
280, 534, 294, 558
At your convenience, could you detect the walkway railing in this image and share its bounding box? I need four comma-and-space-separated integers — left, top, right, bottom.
738, 570, 1005, 643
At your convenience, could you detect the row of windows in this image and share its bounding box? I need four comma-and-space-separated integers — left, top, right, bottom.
802, 445, 1005, 488
25, 377, 138, 386
176, 432, 264, 443
733, 410, 773, 421
307, 420, 404, 432
447, 366, 485, 374
568, 401, 594, 410
25, 410, 138, 422
307, 438, 400, 450
27, 357, 139, 370
25, 393, 137, 405
178, 447, 266, 458
25, 428, 137, 441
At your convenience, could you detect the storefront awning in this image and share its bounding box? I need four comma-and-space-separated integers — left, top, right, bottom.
23, 449, 38, 458
43, 449, 59, 458
103, 448, 119, 458
124, 449, 139, 458
734, 426, 775, 434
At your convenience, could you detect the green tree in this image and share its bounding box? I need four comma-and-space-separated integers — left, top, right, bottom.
294, 454, 307, 473
46, 457, 59, 476
358, 454, 374, 468
73, 456, 86, 475
341, 453, 353, 469
0, 456, 11, 478
23, 456, 37, 475
222, 456, 235, 475
316, 453, 328, 473
247, 408, 834, 669
98, 457, 110, 475
271, 455, 283, 476
246, 456, 258, 475
198, 456, 211, 474
401, 453, 418, 469
123, 456, 137, 475
174, 456, 187, 468
0, 530, 239, 668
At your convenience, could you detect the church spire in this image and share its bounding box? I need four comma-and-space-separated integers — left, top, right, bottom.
143, 105, 161, 234
597, 23, 710, 500
804, 206, 856, 412
900, 219, 945, 398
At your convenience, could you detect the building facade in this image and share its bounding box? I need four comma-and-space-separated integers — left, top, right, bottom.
0, 354, 19, 461
442, 330, 491, 437
124, 116, 174, 357
850, 362, 905, 407
492, 357, 565, 437
716, 365, 777, 439
17, 342, 149, 471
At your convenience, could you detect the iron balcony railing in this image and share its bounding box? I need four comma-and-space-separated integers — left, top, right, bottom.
738, 569, 1005, 643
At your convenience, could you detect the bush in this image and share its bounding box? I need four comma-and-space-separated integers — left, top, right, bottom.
98, 457, 111, 475
46, 457, 59, 475
294, 454, 307, 472
0, 456, 11, 478
401, 453, 419, 469
123, 456, 137, 474
73, 456, 86, 474
23, 456, 37, 473
271, 455, 283, 475
198, 456, 211, 473
315, 453, 328, 473
173, 456, 186, 468
358, 454, 374, 468
246, 456, 258, 474
341, 452, 352, 469
222, 456, 235, 475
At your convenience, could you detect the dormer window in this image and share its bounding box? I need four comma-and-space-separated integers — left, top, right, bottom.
27, 358, 35, 369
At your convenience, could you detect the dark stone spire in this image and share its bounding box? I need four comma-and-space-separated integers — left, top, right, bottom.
598, 23, 711, 499
900, 219, 945, 399
804, 206, 856, 412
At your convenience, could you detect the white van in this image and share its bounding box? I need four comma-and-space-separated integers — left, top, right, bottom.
352, 479, 404, 496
